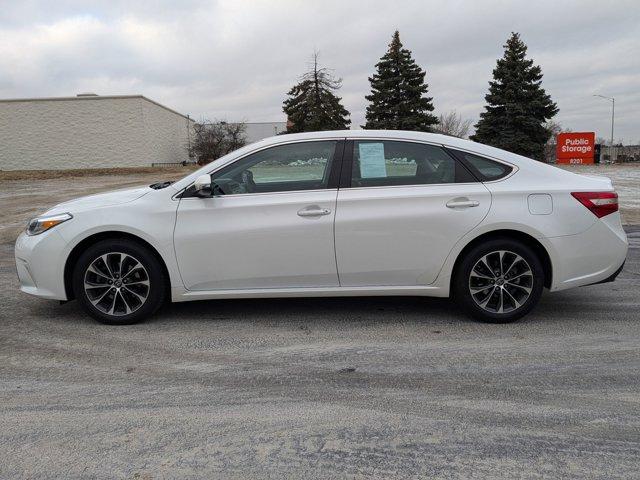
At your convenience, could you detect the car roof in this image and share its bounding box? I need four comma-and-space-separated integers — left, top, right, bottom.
260, 129, 463, 146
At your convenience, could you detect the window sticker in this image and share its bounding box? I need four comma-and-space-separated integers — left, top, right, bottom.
358, 142, 387, 178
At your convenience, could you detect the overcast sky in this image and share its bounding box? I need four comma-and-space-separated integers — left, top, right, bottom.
1, 0, 638, 142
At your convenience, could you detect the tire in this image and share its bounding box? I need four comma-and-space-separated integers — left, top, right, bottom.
72, 239, 166, 325
453, 238, 544, 323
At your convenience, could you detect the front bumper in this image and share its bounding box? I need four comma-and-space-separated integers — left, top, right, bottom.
15, 230, 69, 300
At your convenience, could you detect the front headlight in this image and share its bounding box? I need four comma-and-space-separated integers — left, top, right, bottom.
26, 213, 73, 236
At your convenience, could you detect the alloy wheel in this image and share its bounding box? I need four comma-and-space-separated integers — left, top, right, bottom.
468, 250, 533, 314
83, 252, 150, 316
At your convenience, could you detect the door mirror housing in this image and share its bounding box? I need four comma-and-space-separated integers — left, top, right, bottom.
193, 174, 212, 197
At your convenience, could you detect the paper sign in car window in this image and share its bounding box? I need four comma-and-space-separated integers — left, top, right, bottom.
359, 142, 387, 178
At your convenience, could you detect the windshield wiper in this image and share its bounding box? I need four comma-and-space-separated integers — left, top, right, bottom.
149, 180, 175, 190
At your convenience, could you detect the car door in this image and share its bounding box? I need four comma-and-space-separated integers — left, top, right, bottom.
174, 139, 344, 291
334, 139, 491, 287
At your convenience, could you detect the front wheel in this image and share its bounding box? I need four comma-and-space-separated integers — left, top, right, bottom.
453, 238, 545, 323
72, 239, 166, 325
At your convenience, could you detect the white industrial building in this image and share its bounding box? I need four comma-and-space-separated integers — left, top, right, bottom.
0, 93, 288, 171
243, 122, 287, 142
0, 94, 195, 171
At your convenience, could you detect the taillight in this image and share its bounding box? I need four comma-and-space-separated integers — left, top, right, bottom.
571, 191, 618, 218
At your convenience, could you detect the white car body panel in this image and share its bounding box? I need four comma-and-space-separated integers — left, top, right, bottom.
334, 182, 491, 286
50, 186, 150, 211
545, 212, 627, 290
14, 130, 628, 308
15, 190, 183, 300
174, 190, 339, 290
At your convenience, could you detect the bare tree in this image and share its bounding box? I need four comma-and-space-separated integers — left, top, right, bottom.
543, 120, 572, 163
544, 120, 571, 145
435, 110, 473, 138
189, 120, 247, 165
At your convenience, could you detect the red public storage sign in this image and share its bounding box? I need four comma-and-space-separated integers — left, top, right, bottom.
556, 132, 595, 164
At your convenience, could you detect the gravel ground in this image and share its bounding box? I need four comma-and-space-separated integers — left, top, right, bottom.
1, 166, 639, 479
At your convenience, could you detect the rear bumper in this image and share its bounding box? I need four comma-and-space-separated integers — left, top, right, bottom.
547, 212, 628, 292
585, 261, 625, 286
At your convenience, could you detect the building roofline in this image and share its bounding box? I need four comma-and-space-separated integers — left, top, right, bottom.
0, 94, 194, 121
199, 121, 286, 125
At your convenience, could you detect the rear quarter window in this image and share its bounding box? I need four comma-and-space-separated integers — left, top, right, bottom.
452, 150, 513, 181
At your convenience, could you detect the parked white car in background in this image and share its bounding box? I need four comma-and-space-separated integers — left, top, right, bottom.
15, 130, 628, 325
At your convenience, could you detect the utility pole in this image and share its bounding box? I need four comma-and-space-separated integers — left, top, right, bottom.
594, 94, 615, 162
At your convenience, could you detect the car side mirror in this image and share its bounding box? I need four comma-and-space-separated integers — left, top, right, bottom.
193, 174, 212, 197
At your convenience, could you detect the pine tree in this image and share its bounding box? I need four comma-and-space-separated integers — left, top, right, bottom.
364, 30, 437, 131
282, 53, 350, 133
471, 32, 558, 160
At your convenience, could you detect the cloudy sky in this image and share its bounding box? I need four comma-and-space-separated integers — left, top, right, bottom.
1, 0, 638, 142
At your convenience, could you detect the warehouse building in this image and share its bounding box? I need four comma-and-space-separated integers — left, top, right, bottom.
0, 94, 195, 171
243, 121, 287, 142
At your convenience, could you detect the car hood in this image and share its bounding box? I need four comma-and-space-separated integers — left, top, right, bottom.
45, 186, 151, 215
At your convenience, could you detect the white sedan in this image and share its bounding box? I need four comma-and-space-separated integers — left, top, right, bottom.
15, 130, 628, 325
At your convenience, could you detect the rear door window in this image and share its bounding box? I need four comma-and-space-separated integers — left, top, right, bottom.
350, 140, 475, 187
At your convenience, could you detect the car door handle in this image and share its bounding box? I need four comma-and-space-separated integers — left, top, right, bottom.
446, 199, 480, 209
297, 207, 332, 217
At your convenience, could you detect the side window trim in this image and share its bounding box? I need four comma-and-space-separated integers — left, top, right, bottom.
339, 139, 354, 188
327, 139, 346, 189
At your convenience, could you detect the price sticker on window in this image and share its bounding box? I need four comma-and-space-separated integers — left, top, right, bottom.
359, 142, 387, 178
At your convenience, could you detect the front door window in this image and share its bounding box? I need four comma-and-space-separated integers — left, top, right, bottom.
211, 141, 338, 195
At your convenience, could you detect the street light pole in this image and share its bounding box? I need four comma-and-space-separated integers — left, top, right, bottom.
594, 94, 615, 162
611, 97, 615, 149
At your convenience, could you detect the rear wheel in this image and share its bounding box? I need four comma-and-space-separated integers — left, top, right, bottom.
453, 238, 544, 323
72, 239, 166, 325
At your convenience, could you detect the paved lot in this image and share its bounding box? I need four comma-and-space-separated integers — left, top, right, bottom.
1, 169, 639, 479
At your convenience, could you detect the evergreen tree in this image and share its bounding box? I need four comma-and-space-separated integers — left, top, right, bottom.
282, 53, 350, 133
471, 32, 558, 160
364, 30, 437, 131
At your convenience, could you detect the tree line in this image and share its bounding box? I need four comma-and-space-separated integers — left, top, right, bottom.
191, 31, 558, 164
283, 31, 558, 161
